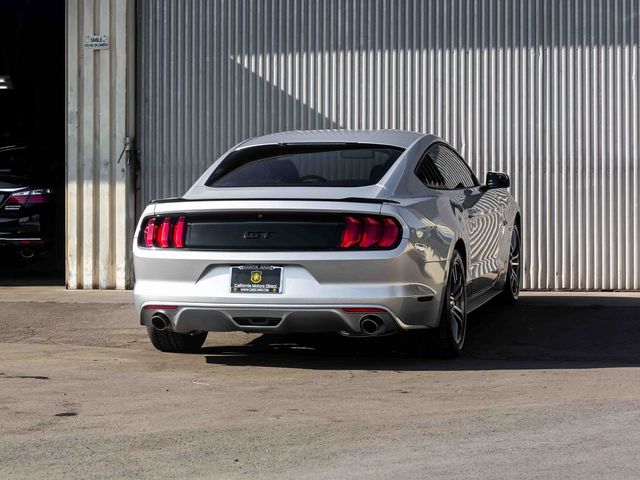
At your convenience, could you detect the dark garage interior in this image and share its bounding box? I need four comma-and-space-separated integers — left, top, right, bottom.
0, 0, 65, 284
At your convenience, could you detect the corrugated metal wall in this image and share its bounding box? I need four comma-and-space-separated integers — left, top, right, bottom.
137, 0, 640, 290
66, 0, 134, 288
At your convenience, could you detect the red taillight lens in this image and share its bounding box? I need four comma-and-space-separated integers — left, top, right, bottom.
19, 239, 45, 245
141, 216, 186, 248
360, 217, 382, 248
378, 218, 401, 248
25, 193, 50, 204
143, 218, 156, 247
172, 216, 185, 248
6, 192, 28, 205
156, 217, 171, 248
4, 189, 51, 209
340, 216, 362, 248
339, 215, 400, 249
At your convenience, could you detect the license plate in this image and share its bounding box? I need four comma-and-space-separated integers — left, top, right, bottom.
230, 265, 283, 293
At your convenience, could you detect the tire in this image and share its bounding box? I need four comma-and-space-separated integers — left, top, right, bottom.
412, 250, 467, 358
146, 326, 207, 353
500, 224, 521, 304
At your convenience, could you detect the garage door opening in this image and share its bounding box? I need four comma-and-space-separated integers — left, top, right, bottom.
0, 0, 65, 285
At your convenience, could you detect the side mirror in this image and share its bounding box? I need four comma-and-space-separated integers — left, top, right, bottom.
485, 171, 510, 189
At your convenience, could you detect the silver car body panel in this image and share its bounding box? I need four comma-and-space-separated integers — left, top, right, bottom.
133, 130, 520, 335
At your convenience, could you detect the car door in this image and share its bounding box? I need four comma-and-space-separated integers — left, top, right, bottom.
425, 144, 506, 295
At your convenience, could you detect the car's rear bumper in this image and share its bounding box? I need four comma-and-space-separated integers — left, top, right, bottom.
134, 256, 448, 334
0, 219, 49, 258
0, 212, 51, 245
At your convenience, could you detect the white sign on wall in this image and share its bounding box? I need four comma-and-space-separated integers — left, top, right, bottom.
83, 35, 109, 50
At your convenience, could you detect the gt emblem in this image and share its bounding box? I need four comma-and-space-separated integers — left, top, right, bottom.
250, 271, 262, 283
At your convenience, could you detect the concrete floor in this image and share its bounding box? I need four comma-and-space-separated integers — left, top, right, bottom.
1, 289, 639, 479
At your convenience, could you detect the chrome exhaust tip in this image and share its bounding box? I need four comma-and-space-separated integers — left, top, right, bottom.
151, 313, 171, 331
360, 315, 384, 335
20, 248, 35, 259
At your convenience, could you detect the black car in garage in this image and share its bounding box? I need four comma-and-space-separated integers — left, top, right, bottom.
0, 145, 55, 260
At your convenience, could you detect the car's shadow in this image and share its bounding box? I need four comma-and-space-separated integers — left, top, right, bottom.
0, 252, 65, 286
203, 294, 640, 371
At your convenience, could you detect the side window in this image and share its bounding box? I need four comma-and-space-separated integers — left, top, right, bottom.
430, 144, 476, 189
415, 143, 477, 190
415, 151, 446, 189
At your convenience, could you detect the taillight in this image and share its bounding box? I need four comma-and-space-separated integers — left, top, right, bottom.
156, 217, 171, 248
340, 216, 362, 248
360, 217, 382, 248
378, 218, 401, 248
140, 216, 186, 248
4, 189, 51, 210
143, 218, 156, 247
339, 215, 401, 249
172, 216, 186, 248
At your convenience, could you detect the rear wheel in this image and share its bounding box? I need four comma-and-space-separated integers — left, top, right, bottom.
146, 327, 207, 353
412, 250, 467, 358
500, 225, 521, 304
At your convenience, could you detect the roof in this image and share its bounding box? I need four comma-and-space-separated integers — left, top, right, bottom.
236, 129, 429, 150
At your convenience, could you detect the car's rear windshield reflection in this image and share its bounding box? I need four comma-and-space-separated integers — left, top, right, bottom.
207, 144, 404, 187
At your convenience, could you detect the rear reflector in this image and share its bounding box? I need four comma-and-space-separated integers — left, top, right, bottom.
143, 305, 178, 310
342, 307, 387, 313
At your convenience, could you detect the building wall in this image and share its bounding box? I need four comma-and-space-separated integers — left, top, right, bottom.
138, 0, 639, 290
66, 0, 134, 288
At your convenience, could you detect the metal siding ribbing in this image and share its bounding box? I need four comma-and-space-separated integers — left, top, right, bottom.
66, 0, 134, 288
138, 0, 640, 290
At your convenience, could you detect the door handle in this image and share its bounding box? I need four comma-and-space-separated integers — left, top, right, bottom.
467, 208, 478, 218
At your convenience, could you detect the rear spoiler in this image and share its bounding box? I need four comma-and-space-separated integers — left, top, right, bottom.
150, 196, 399, 205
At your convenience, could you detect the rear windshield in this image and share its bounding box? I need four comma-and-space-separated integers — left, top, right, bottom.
207, 144, 404, 187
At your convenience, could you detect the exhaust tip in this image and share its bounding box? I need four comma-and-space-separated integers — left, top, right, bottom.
360, 315, 384, 335
20, 248, 35, 259
151, 313, 171, 331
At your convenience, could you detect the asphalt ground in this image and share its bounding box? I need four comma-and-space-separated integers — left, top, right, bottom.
1, 288, 639, 479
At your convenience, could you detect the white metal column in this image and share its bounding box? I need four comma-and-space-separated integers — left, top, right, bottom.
66, 0, 134, 289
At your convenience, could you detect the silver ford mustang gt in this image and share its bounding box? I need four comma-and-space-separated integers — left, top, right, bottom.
133, 130, 521, 358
